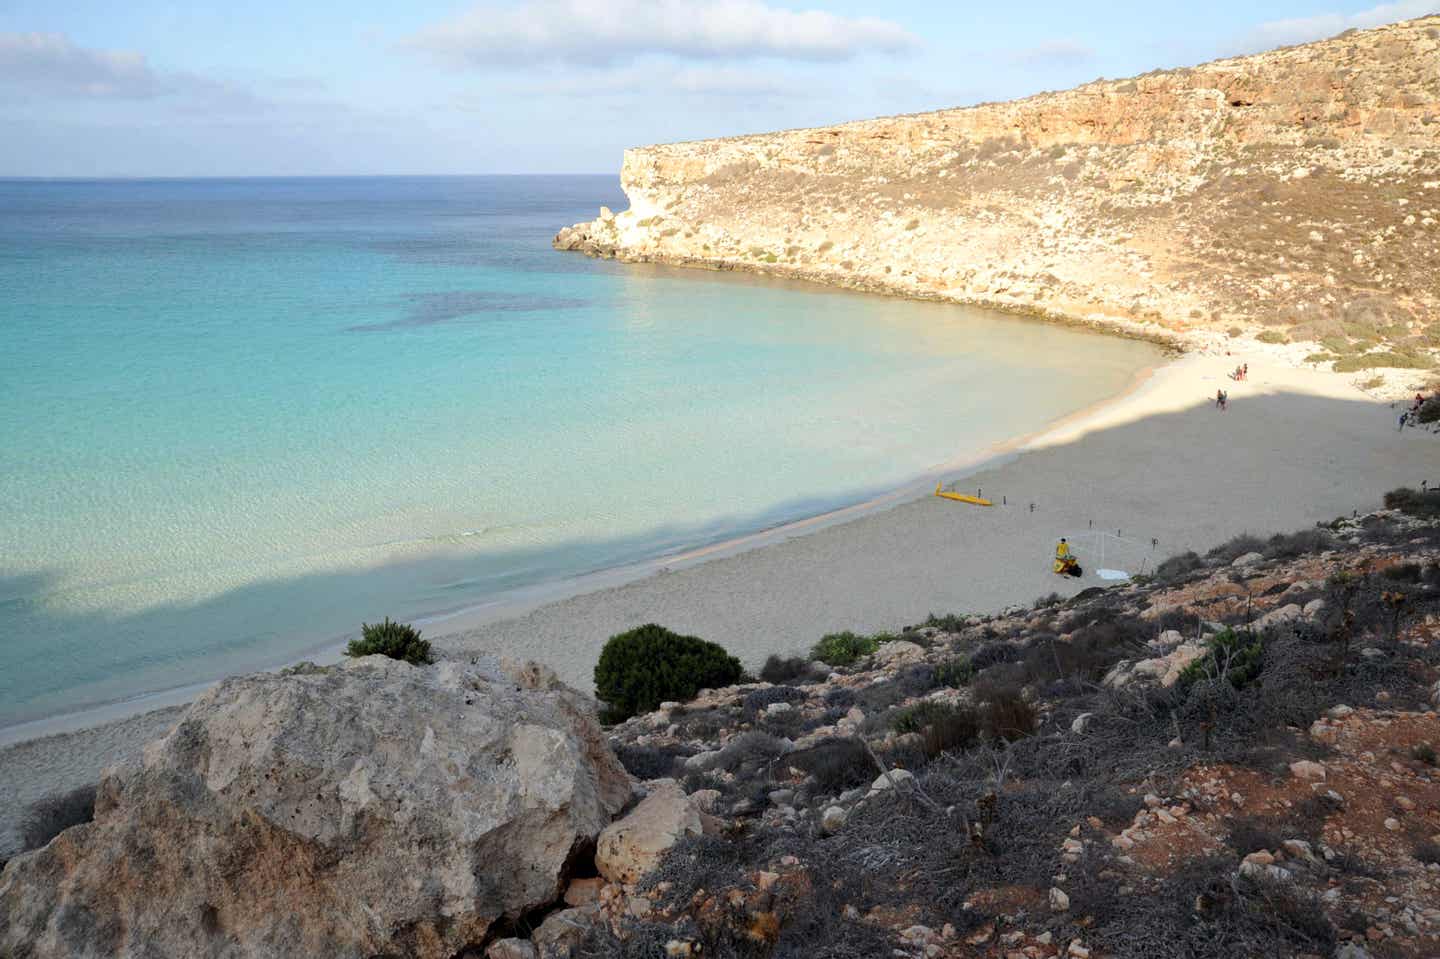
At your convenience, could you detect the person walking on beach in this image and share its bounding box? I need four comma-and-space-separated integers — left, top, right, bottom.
1242, 363, 1248, 380
1216, 389, 1228, 411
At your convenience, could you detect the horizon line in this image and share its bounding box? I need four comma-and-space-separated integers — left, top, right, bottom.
0, 173, 617, 182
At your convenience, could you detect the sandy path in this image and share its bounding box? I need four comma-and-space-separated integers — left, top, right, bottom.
1, 350, 1431, 859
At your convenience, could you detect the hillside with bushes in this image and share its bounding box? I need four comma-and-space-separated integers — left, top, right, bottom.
6, 490, 1440, 958
579, 490, 1440, 958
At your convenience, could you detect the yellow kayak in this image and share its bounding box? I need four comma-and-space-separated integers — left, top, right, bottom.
935, 483, 992, 506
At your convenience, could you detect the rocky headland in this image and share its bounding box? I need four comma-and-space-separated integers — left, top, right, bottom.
557, 16, 1440, 384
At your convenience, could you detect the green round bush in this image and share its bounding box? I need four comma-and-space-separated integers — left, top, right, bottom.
345, 617, 434, 666
809, 631, 880, 667
594, 624, 744, 722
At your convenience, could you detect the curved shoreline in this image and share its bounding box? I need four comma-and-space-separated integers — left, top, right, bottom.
567, 245, 1192, 357
0, 343, 1164, 748
4, 347, 1435, 857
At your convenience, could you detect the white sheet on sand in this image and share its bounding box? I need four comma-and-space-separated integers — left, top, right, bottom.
1096, 569, 1130, 581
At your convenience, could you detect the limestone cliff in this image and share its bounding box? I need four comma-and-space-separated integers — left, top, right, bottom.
557, 16, 1440, 364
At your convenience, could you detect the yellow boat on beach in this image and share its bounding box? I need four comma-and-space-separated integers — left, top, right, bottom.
934, 483, 992, 506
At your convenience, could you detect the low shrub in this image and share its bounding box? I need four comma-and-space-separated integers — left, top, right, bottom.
1090, 789, 1144, 827
1156, 608, 1202, 635
675, 707, 729, 741
1417, 396, 1440, 424
1225, 816, 1285, 855
21, 784, 98, 852
845, 679, 907, 713
1385, 487, 1440, 520
923, 612, 969, 632
345, 618, 433, 665
742, 685, 806, 721
1206, 533, 1266, 564
966, 677, 1038, 740
614, 743, 693, 781
1262, 528, 1331, 560
594, 624, 744, 722
1179, 628, 1265, 689
979, 687, 1038, 741
1383, 562, 1423, 583
889, 702, 981, 758
810, 631, 880, 667
1256, 330, 1288, 345
933, 656, 974, 688
1333, 352, 1432, 372
969, 640, 1023, 672
1048, 614, 1149, 682
711, 731, 789, 777
1154, 550, 1205, 583
758, 654, 809, 684
786, 737, 874, 792
1032, 592, 1063, 610
893, 663, 939, 697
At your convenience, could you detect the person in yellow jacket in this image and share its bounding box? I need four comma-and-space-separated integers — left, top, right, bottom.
1053, 538, 1078, 576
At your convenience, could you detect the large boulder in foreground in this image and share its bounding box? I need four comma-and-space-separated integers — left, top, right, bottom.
0, 656, 633, 959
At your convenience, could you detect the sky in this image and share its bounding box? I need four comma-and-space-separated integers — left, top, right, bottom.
1, 0, 1436, 177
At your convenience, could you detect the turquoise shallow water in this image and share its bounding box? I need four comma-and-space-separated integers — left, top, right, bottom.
0, 176, 1160, 727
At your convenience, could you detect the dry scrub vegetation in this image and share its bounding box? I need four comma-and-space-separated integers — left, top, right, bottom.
581, 494, 1440, 958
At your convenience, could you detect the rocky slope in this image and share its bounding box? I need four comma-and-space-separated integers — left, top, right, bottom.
578, 495, 1440, 958
558, 16, 1440, 374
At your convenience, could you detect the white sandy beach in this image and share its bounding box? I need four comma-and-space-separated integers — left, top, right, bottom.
1, 346, 1434, 859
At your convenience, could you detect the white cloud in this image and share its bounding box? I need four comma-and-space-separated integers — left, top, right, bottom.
1238, 0, 1440, 52
503, 63, 791, 98
405, 0, 915, 66
1006, 39, 1094, 66
0, 32, 349, 119
0, 32, 166, 99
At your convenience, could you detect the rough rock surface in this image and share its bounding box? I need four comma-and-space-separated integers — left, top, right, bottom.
595, 779, 701, 885
557, 17, 1440, 380
0, 656, 632, 959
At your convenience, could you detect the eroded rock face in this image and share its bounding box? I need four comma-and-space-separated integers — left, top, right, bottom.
556, 17, 1440, 354
0, 656, 632, 959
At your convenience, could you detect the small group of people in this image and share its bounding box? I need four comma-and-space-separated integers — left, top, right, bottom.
1215, 389, 1229, 411
1229, 363, 1249, 381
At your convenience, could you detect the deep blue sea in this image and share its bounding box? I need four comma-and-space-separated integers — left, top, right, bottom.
0, 176, 1160, 727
